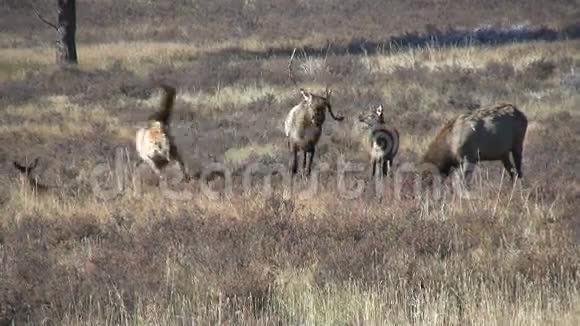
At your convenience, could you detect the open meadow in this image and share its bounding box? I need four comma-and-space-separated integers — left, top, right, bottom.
1, 0, 580, 325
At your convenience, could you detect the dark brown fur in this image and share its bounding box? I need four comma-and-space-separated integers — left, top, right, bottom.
148, 84, 176, 124
422, 118, 457, 177
13, 158, 50, 192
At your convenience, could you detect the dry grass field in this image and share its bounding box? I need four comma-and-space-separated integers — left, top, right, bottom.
1, 0, 580, 325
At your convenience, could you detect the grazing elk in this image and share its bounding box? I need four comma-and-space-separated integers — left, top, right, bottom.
359, 105, 399, 177
135, 84, 190, 182
284, 49, 344, 177
422, 103, 528, 182
13, 158, 50, 192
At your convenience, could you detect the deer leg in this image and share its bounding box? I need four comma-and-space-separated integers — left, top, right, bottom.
371, 158, 376, 178
383, 159, 391, 177
501, 155, 515, 180
376, 158, 384, 179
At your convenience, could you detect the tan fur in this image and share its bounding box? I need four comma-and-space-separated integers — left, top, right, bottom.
360, 105, 399, 177
284, 89, 343, 176
422, 103, 528, 180
135, 85, 190, 181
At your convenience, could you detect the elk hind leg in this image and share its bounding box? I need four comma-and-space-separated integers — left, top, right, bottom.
501, 155, 515, 180
512, 146, 523, 180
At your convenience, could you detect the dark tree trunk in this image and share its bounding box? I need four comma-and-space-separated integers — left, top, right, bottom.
56, 0, 77, 66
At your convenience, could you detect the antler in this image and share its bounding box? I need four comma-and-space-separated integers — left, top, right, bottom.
33, 6, 58, 30
327, 105, 344, 122
288, 48, 299, 88
320, 41, 334, 100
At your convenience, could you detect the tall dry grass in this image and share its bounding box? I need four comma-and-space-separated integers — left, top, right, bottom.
0, 16, 579, 325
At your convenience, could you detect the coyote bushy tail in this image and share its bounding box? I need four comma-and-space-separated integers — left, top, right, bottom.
148, 84, 176, 124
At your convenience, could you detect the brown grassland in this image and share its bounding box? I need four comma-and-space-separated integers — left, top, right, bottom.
1, 0, 580, 325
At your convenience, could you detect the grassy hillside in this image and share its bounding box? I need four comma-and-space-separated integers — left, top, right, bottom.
1, 1, 580, 325
2, 0, 579, 47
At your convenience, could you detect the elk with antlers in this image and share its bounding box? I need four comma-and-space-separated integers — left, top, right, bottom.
284, 49, 344, 177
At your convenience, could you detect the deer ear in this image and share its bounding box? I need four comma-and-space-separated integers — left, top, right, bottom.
300, 89, 311, 102
31, 158, 39, 169
376, 104, 384, 116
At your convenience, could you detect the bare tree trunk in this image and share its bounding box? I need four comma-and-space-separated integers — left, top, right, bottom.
56, 0, 77, 66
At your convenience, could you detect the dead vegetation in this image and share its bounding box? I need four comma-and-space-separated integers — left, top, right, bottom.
0, 1, 579, 324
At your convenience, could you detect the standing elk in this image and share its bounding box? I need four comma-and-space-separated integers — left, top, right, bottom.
422, 103, 528, 182
284, 49, 344, 177
135, 84, 190, 182
358, 105, 399, 177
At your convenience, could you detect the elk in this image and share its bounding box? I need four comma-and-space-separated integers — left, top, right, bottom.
359, 105, 399, 177
422, 103, 528, 182
13, 158, 50, 193
135, 84, 190, 182
284, 49, 344, 177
